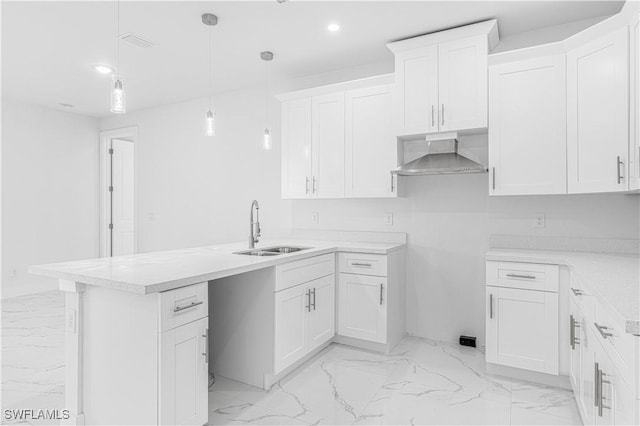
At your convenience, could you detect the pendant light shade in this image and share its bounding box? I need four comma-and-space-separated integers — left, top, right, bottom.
110, 0, 126, 114
203, 13, 218, 137
261, 51, 274, 150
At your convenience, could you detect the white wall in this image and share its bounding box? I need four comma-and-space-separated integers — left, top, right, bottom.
1, 100, 100, 298
290, 137, 640, 346
98, 61, 393, 254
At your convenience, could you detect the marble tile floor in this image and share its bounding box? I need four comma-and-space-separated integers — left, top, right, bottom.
1, 291, 582, 425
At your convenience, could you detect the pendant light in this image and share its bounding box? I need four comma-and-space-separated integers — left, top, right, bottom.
110, 0, 126, 114
260, 51, 274, 150
202, 13, 218, 137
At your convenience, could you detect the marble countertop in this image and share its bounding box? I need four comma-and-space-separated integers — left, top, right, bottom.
29, 239, 404, 295
486, 249, 640, 336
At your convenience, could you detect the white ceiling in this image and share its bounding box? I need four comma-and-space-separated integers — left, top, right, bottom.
2, 1, 624, 117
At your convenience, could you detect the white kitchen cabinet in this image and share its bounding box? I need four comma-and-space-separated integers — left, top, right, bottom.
387, 20, 498, 138
281, 97, 312, 199
312, 93, 345, 198
567, 27, 629, 193
159, 317, 209, 426
393, 46, 439, 135
630, 13, 640, 191
485, 261, 559, 375
274, 282, 310, 373
338, 273, 387, 343
488, 54, 567, 195
345, 85, 397, 198
438, 35, 488, 132
274, 274, 336, 373
486, 286, 559, 374
307, 275, 336, 349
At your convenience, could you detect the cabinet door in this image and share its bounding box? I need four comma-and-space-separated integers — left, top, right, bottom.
487, 287, 559, 374
159, 317, 208, 426
630, 14, 640, 191
307, 275, 336, 350
485, 286, 498, 365
393, 46, 439, 136
567, 27, 629, 193
281, 98, 313, 199
312, 93, 345, 198
488, 55, 567, 195
569, 296, 589, 420
438, 35, 488, 132
274, 284, 310, 373
345, 85, 397, 198
338, 273, 387, 343
581, 325, 596, 425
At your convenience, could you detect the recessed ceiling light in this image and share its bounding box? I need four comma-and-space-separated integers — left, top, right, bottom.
327, 23, 340, 32
93, 64, 114, 75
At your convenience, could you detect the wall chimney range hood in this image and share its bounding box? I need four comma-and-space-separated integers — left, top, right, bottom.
391, 132, 488, 176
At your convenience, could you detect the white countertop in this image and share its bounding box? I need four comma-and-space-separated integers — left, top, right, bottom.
486, 249, 640, 335
29, 239, 404, 295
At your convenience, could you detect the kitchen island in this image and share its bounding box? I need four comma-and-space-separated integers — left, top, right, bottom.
30, 237, 406, 425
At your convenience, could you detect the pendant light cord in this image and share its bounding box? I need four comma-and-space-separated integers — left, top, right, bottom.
265, 59, 269, 128
116, 0, 120, 77
208, 22, 212, 110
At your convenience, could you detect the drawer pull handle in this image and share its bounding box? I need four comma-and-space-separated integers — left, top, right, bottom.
352, 262, 372, 267
506, 273, 536, 280
594, 322, 613, 339
173, 300, 203, 313
571, 288, 584, 296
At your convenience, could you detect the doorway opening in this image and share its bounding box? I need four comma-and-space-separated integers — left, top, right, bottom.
99, 127, 137, 257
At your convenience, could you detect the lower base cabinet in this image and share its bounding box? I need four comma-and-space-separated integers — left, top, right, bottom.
338, 273, 387, 343
274, 274, 335, 373
159, 317, 209, 426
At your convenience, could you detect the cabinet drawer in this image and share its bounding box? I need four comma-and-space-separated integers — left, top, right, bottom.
160, 282, 208, 332
276, 253, 335, 292
486, 261, 559, 292
339, 252, 387, 277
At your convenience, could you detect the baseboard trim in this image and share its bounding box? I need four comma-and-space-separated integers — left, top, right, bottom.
486, 362, 571, 390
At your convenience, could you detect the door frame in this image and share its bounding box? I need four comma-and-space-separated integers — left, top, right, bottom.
99, 126, 139, 257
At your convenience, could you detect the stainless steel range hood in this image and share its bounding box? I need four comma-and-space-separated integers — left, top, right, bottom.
392, 133, 487, 176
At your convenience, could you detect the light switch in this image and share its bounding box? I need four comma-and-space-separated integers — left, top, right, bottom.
312, 212, 319, 224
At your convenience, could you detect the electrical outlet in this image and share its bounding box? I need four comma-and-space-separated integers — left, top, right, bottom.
10, 269, 17, 278
383, 213, 394, 226
312, 212, 319, 224
147, 212, 156, 222
534, 213, 546, 228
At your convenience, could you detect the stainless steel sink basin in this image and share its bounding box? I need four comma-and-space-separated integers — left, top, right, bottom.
234, 246, 310, 256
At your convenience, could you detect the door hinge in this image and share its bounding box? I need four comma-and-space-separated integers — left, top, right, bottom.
108, 186, 114, 192
108, 223, 113, 230
108, 148, 114, 155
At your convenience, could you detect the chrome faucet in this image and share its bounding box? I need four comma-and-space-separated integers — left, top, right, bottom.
249, 200, 261, 248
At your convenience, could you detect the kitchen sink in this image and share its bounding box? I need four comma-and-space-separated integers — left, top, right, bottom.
234, 246, 310, 256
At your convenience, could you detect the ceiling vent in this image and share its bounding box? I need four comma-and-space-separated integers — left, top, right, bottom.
120, 33, 155, 48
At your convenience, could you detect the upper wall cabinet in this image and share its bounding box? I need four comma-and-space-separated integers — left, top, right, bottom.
278, 75, 398, 200
567, 27, 629, 194
345, 85, 396, 198
281, 98, 312, 199
488, 54, 567, 195
387, 20, 499, 139
630, 13, 640, 191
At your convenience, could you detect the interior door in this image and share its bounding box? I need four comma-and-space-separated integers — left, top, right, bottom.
394, 45, 439, 136
274, 284, 309, 373
567, 27, 629, 193
307, 275, 335, 350
488, 55, 567, 195
159, 317, 208, 426
312, 93, 345, 198
493, 287, 559, 374
281, 98, 313, 199
345, 85, 396, 198
338, 273, 386, 343
110, 138, 135, 256
438, 35, 488, 132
